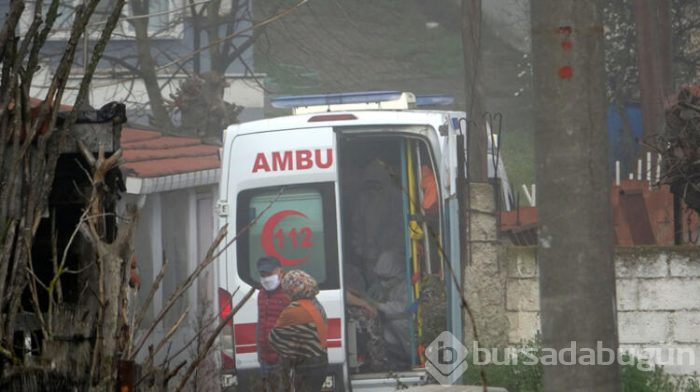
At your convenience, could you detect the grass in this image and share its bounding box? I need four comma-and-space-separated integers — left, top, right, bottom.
255, 0, 537, 194
256, 62, 323, 96
499, 129, 535, 205
254, 0, 466, 95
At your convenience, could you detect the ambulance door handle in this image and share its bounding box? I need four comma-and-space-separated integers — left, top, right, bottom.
216, 200, 229, 217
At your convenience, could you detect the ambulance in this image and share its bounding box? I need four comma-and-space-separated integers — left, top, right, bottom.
215, 91, 513, 391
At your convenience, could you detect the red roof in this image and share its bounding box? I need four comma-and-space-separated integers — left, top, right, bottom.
28, 97, 74, 112
23, 98, 220, 179
121, 126, 220, 178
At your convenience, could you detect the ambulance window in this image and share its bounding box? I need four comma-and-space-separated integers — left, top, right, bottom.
236, 183, 339, 290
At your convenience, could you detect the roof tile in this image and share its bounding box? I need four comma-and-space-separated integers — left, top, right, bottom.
121, 127, 220, 178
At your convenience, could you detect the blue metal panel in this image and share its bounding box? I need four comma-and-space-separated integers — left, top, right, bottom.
400, 141, 418, 367
445, 197, 463, 385
607, 103, 643, 174
415, 94, 454, 107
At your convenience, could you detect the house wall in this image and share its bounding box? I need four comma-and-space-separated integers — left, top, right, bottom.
161, 190, 192, 326
132, 193, 162, 326
18, 0, 264, 123
505, 246, 700, 377
122, 185, 218, 383
30, 69, 265, 124
14, 3, 254, 75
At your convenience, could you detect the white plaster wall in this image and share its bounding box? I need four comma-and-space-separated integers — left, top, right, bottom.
30, 66, 264, 121
505, 247, 700, 375
506, 247, 700, 378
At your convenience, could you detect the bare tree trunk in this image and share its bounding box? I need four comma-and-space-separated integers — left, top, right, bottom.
129, 0, 175, 131
128, 0, 306, 138
0, 0, 126, 387
77, 143, 136, 390
531, 0, 621, 391
206, 0, 224, 73
634, 0, 673, 148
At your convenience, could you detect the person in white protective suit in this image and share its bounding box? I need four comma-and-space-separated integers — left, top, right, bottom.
366, 250, 412, 369
351, 160, 404, 287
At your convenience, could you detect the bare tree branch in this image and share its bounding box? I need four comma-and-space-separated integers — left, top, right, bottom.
157, 0, 308, 72
130, 256, 169, 341
129, 225, 228, 359
174, 287, 256, 392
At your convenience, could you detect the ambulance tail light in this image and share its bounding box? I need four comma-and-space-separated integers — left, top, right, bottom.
308, 114, 358, 122
218, 288, 236, 369
221, 352, 235, 369
218, 287, 232, 326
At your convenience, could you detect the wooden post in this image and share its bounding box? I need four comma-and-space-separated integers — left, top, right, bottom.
461, 0, 488, 182
634, 0, 673, 140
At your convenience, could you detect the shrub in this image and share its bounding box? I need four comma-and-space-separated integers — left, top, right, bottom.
461, 338, 700, 392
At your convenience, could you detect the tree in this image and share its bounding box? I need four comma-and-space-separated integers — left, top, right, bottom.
107, 0, 308, 139
531, 0, 620, 390
0, 1, 266, 389
0, 0, 127, 388
604, 0, 700, 104
603, 0, 700, 174
633, 0, 673, 145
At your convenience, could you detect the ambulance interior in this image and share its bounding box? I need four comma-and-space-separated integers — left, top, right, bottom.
337, 132, 444, 376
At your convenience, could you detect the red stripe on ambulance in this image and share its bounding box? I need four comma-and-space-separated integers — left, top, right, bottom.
234, 323, 256, 347
252, 149, 333, 173
327, 318, 341, 340
233, 318, 342, 354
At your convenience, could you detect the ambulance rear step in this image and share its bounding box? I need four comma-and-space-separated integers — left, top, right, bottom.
350, 369, 429, 391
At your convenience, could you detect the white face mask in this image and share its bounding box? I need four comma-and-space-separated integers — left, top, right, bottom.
260, 274, 281, 291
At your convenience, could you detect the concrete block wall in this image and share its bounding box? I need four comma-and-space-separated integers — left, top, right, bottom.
505, 246, 700, 377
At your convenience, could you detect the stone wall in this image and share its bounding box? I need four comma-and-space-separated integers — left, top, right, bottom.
464, 183, 509, 347
505, 246, 700, 376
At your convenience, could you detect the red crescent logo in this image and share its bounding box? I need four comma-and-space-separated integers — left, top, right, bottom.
261, 210, 311, 266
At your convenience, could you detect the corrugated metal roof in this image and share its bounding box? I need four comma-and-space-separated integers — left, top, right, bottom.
501, 180, 700, 246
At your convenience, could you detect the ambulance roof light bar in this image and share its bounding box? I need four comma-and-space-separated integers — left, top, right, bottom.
415, 94, 454, 107
271, 91, 416, 114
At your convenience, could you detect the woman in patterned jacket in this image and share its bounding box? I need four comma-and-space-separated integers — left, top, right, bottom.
269, 269, 328, 392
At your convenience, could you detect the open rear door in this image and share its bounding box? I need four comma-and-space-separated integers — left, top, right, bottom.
337, 130, 444, 389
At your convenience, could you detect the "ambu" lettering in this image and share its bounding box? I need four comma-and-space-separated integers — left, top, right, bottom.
252, 149, 333, 173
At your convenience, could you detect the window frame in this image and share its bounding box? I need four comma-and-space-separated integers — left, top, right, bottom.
19, 0, 184, 41
235, 182, 340, 291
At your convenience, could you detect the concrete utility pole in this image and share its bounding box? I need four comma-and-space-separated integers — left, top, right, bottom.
634, 0, 673, 141
531, 1, 621, 391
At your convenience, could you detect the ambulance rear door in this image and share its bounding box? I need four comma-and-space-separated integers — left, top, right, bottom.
218, 125, 347, 388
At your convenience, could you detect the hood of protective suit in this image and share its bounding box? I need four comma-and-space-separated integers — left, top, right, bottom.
374, 250, 405, 279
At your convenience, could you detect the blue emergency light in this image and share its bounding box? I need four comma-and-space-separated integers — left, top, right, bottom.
415, 94, 454, 107
271, 91, 404, 109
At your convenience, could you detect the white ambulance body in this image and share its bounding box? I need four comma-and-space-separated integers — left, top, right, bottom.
215, 92, 512, 391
